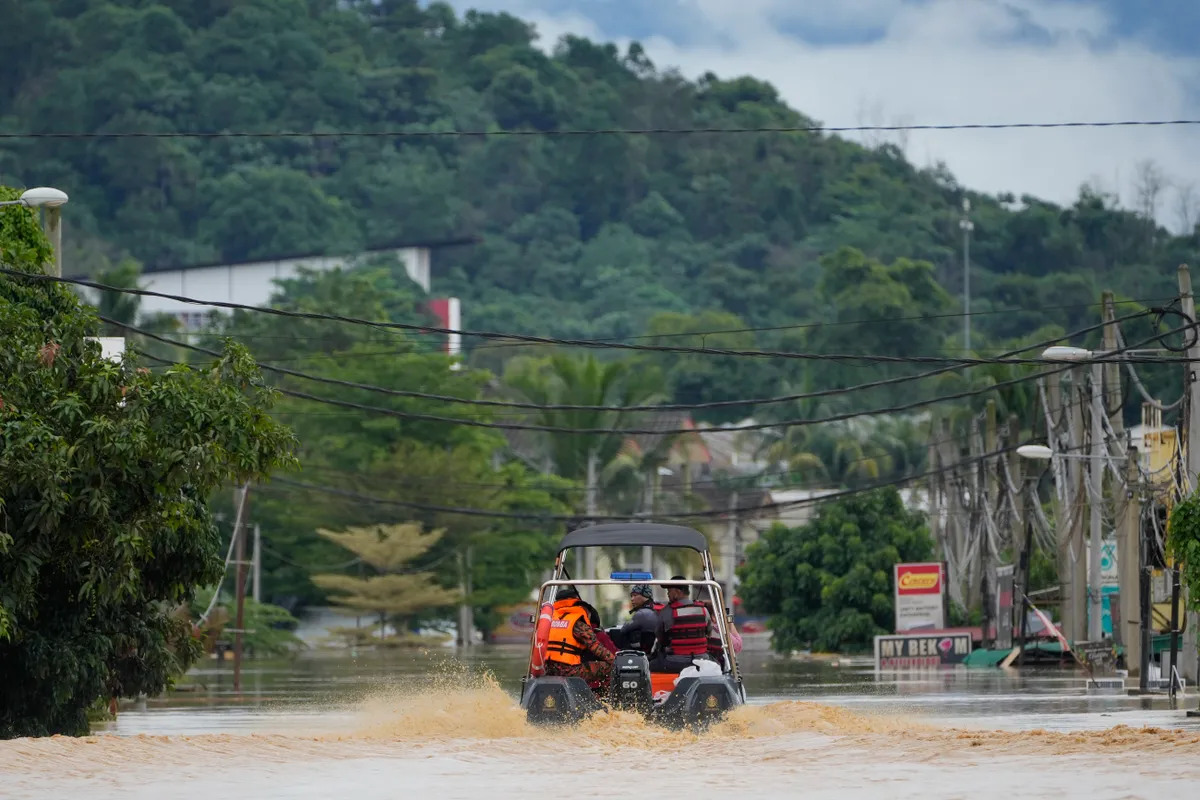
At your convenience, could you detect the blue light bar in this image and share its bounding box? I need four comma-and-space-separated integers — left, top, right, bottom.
610, 571, 653, 581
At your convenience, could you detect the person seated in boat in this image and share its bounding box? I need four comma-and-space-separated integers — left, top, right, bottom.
544, 585, 615, 689
607, 583, 659, 653
648, 576, 713, 674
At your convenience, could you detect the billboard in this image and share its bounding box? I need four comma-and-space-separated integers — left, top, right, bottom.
894, 562, 946, 632
874, 632, 973, 669
488, 602, 537, 644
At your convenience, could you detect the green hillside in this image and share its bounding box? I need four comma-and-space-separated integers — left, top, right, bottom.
3, 0, 1194, 348
3, 0, 1194, 614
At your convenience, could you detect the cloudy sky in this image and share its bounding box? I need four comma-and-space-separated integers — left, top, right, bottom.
437, 0, 1200, 229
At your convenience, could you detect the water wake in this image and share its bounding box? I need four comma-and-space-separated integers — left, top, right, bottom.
3, 658, 1199, 776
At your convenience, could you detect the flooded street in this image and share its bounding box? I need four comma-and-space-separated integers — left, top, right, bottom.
4, 647, 1200, 799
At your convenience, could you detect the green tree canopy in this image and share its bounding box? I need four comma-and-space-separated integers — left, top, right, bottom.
0, 188, 297, 737
737, 487, 935, 654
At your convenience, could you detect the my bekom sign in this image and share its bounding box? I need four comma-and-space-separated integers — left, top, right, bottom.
893, 562, 945, 632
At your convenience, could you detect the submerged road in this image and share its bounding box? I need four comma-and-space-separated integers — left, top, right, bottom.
2, 649, 1198, 799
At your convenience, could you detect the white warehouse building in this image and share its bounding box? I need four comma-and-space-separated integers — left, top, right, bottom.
83, 237, 476, 330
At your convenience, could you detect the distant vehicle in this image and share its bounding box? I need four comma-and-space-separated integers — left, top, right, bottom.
519, 523, 746, 729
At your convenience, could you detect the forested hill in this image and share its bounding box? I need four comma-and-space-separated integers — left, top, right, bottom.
3, 0, 1198, 349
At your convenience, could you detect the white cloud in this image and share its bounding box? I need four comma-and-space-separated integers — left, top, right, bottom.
444, 0, 1200, 229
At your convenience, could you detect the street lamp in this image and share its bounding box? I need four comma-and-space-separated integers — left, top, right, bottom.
1035, 344, 1107, 642
1017, 444, 1054, 460
960, 198, 974, 354
0, 186, 68, 277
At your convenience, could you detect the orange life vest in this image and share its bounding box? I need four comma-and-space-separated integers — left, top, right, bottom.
546, 598, 590, 666
663, 600, 710, 657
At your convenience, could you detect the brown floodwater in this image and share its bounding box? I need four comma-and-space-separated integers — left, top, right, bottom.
3, 646, 1199, 799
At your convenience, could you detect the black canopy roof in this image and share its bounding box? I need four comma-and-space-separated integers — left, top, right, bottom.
557, 523, 709, 554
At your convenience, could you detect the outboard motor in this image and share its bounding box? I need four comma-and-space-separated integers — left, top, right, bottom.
608, 650, 653, 715
522, 676, 604, 725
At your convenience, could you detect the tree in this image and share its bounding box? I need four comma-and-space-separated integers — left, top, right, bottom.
504, 353, 667, 484
736, 487, 934, 654
0, 186, 298, 738
1166, 491, 1200, 617
312, 523, 459, 636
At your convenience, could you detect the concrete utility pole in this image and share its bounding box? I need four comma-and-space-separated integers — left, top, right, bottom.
1104, 291, 1143, 666
1120, 448, 1142, 674
1176, 266, 1200, 684
724, 491, 739, 600
960, 198, 974, 353
252, 523, 262, 604
45, 206, 63, 278
1087, 361, 1105, 642
458, 546, 474, 648
232, 484, 251, 693
1065, 371, 1094, 642
583, 451, 599, 606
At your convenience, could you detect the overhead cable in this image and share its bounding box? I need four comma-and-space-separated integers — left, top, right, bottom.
102, 311, 1149, 414
6, 269, 1181, 367
4, 118, 1200, 140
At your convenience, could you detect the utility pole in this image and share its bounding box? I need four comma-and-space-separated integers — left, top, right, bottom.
982, 401, 998, 646
583, 450, 599, 606
44, 206, 63, 278
1067, 370, 1088, 644
725, 492, 739, 600
960, 198, 974, 353
252, 523, 261, 604
1176, 265, 1200, 685
1087, 360, 1104, 642
1103, 292, 1140, 660
457, 545, 474, 648
232, 483, 251, 693
1119, 449, 1142, 672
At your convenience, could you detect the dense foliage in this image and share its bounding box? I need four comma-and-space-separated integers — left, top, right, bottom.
1167, 492, 1200, 614
0, 188, 297, 737
737, 488, 936, 654
1, 1, 1190, 640
2, 1, 1194, 355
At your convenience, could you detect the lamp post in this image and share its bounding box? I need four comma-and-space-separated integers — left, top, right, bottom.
0, 186, 69, 277
960, 198, 974, 354
1033, 344, 1166, 643
1038, 346, 1105, 642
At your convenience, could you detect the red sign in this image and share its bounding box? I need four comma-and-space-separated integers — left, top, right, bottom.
896, 563, 943, 595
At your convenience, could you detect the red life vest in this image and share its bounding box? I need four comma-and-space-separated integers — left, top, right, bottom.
652, 603, 665, 612
664, 600, 709, 657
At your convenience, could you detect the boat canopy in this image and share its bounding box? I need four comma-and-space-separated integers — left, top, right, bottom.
557, 523, 709, 554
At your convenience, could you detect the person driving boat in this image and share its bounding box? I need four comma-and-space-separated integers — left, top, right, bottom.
607, 583, 659, 653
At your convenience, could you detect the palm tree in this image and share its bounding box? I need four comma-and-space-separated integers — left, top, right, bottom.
505, 353, 667, 483
505, 354, 668, 601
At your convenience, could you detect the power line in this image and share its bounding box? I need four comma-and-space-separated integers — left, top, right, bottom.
5, 119, 1200, 140
133, 340, 1069, 435
8, 269, 1182, 367
113, 311, 1169, 432
160, 293, 1179, 354
262, 441, 1022, 522
276, 427, 976, 495
101, 314, 1109, 414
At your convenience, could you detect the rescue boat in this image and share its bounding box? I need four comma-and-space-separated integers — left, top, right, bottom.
518, 523, 746, 729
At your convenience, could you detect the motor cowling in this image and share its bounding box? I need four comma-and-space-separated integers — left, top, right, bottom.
608, 650, 653, 715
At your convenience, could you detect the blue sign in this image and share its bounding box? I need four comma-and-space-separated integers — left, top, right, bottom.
1089, 585, 1121, 636
610, 572, 653, 581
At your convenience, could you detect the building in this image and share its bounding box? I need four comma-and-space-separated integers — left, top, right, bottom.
82, 237, 476, 334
